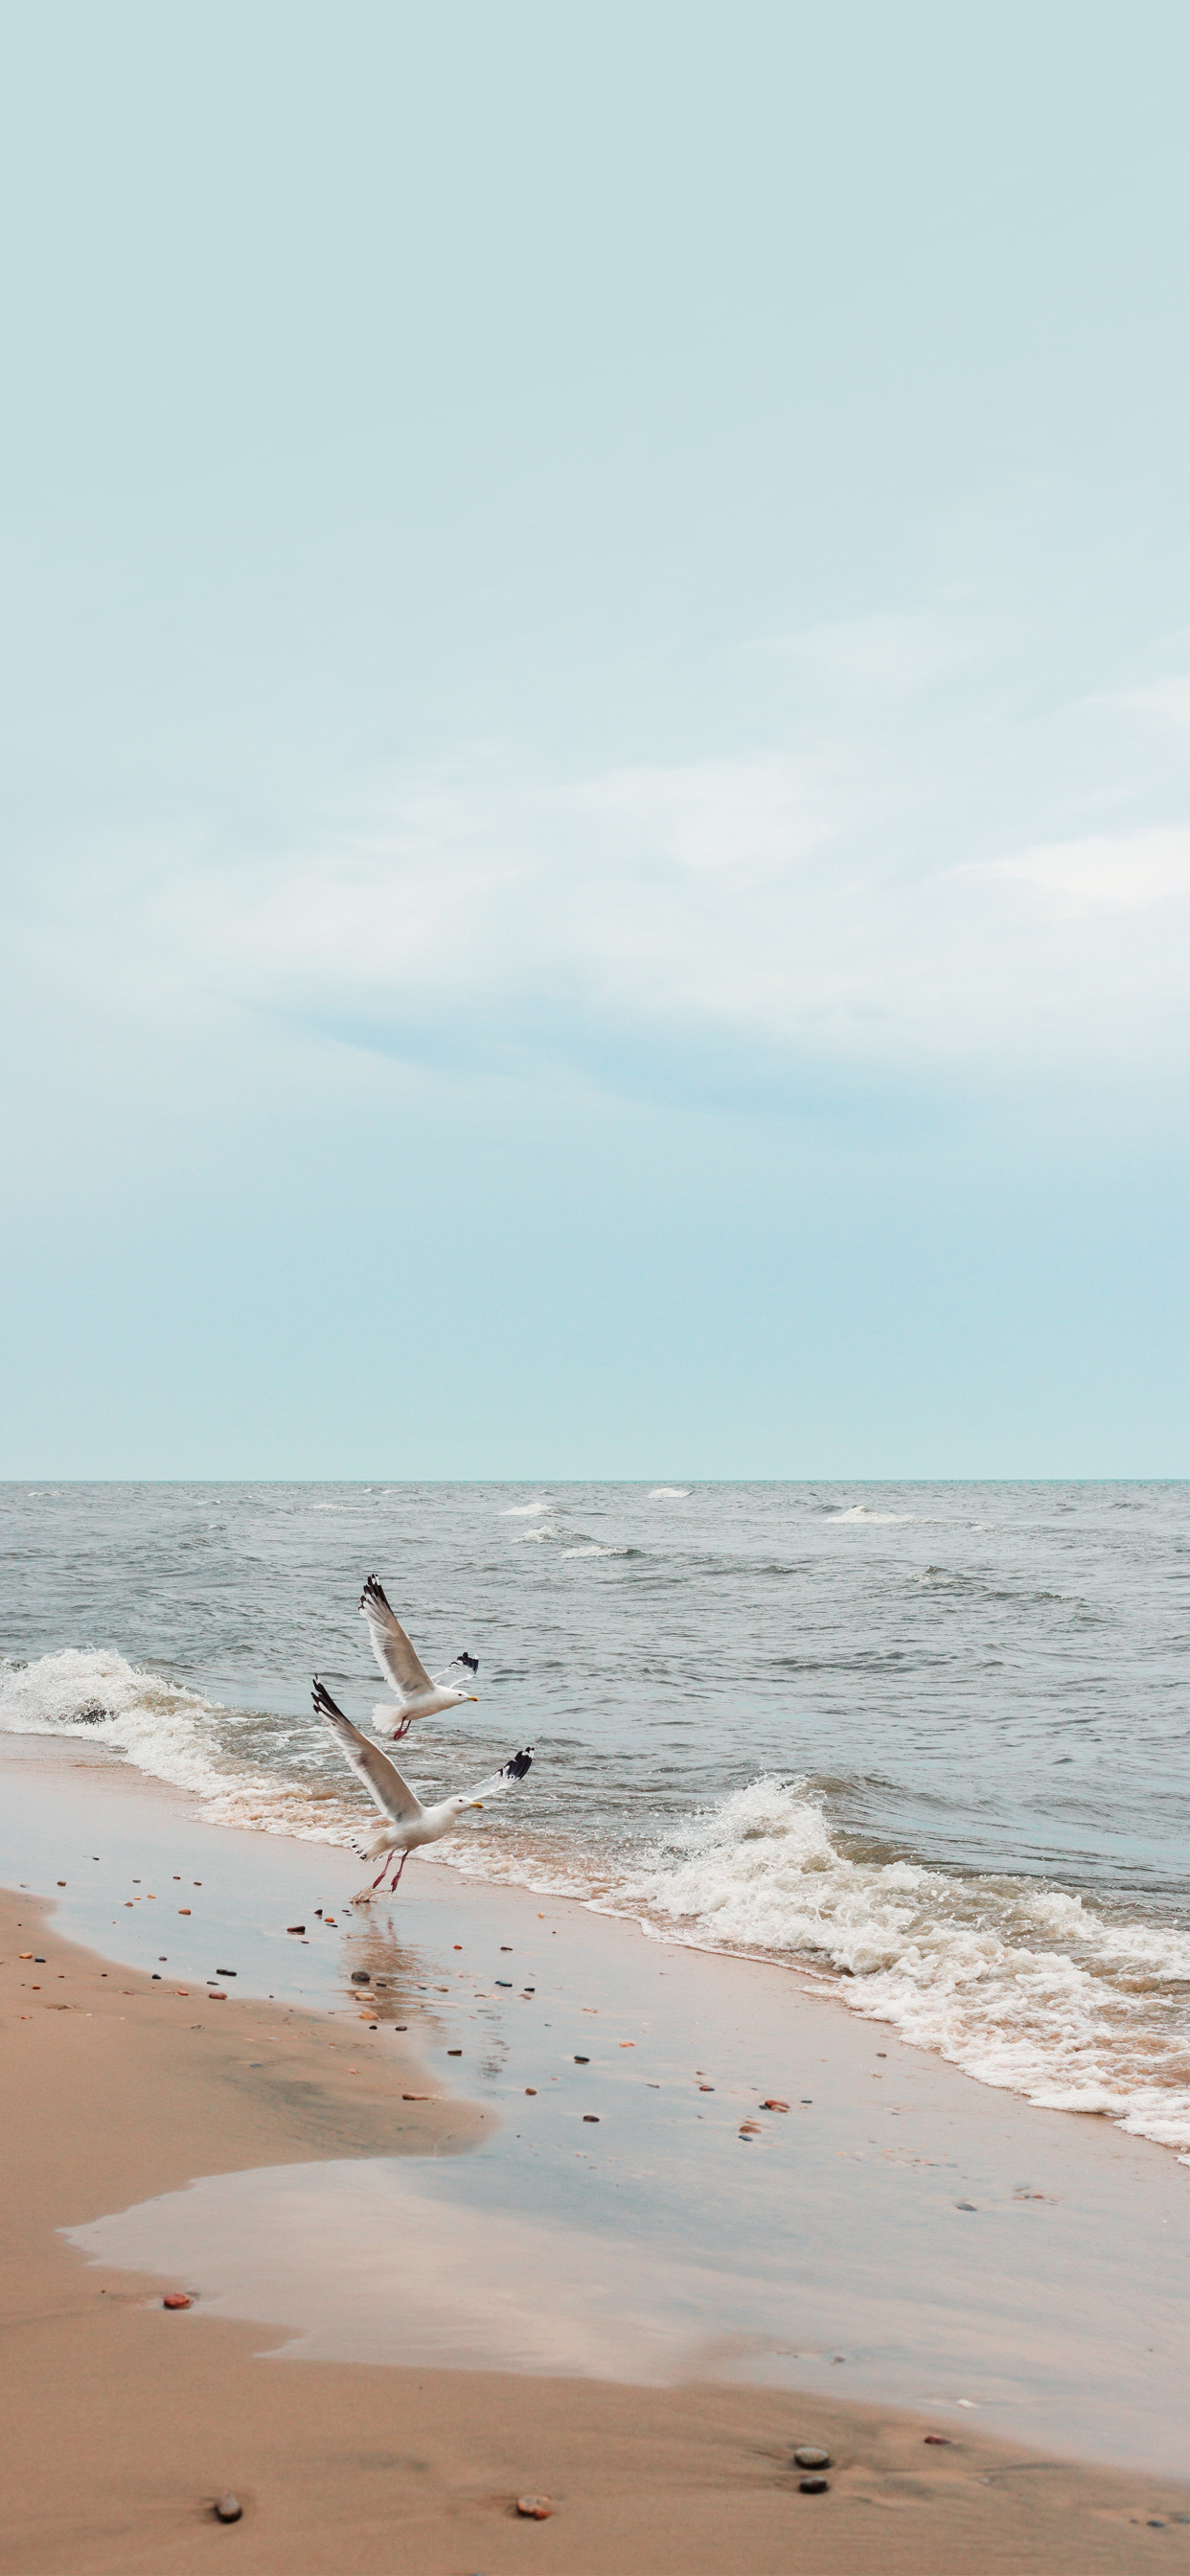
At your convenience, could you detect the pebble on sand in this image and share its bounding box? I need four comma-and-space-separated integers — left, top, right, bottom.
214, 2494, 242, 2522
924, 2434, 953, 2446
515, 2496, 554, 2518
761, 2098, 790, 2112
163, 2292, 193, 2310
286, 1924, 306, 1935
793, 2447, 831, 2470
799, 2475, 830, 2495
583, 2113, 600, 2122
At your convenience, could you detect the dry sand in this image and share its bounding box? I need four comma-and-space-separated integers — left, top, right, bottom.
2, 1884, 1185, 2575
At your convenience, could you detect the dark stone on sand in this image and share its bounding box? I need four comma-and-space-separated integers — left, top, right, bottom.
216, 1968, 237, 1976
163, 2292, 193, 2310
799, 2475, 830, 2494
793, 2448, 831, 2470
924, 2434, 952, 2445
574, 2054, 589, 2062
583, 2113, 600, 2122
956, 2200, 977, 2211
351, 1969, 371, 1984
515, 2496, 553, 2518
286, 1924, 305, 1935
214, 2494, 242, 2522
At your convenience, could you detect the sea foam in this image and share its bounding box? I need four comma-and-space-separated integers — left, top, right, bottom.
618, 1778, 1190, 2152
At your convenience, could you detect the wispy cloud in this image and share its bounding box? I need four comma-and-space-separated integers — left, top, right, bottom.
44, 758, 1180, 1117
10, 591, 1188, 1120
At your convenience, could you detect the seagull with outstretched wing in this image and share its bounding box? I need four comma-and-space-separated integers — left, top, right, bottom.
312, 1679, 533, 1897
358, 1574, 479, 1738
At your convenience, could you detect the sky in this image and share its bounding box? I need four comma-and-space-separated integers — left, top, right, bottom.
1, 0, 1187, 1478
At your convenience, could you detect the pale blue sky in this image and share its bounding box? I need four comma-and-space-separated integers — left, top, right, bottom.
1, 1, 1186, 1475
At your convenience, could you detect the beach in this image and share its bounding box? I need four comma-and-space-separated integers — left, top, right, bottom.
2, 1738, 1185, 2572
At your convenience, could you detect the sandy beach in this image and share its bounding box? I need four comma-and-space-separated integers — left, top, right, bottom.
2, 1743, 1186, 2574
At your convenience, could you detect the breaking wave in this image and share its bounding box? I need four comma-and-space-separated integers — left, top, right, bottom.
617, 1780, 1190, 2151
0, 1648, 359, 1844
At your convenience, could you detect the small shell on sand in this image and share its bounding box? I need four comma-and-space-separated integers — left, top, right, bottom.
516, 2496, 554, 2518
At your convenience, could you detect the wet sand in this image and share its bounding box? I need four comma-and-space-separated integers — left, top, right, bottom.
1, 1740, 1187, 2571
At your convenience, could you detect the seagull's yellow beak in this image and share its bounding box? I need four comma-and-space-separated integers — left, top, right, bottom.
470, 1799, 484, 1810
467, 1693, 479, 1703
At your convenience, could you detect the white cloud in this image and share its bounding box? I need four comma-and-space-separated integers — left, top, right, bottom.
94, 758, 1181, 1103
961, 829, 1190, 912
11, 591, 1189, 1112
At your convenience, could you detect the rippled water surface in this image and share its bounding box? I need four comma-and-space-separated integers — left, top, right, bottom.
2, 1481, 1187, 2146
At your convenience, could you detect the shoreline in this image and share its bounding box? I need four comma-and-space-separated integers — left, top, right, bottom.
4, 1888, 1186, 2574
6, 1721, 1187, 2159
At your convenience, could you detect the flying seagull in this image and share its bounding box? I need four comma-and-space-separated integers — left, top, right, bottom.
312, 1679, 534, 1897
359, 1574, 479, 1738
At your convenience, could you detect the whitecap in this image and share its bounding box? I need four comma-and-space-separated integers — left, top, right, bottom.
648, 1487, 690, 1500
0, 1648, 360, 1848
617, 1779, 1190, 2154
501, 1501, 550, 1518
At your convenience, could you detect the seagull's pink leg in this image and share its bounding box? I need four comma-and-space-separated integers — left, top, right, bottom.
390, 1851, 409, 1895
372, 1851, 395, 1890
391, 1715, 412, 1742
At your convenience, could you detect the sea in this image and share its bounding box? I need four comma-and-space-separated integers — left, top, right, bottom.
2, 1480, 1187, 2153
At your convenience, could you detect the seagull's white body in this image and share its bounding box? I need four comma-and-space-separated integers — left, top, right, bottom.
359, 1574, 479, 1738
312, 1680, 533, 1898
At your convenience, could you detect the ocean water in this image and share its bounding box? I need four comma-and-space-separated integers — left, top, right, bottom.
2, 1480, 1187, 2150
